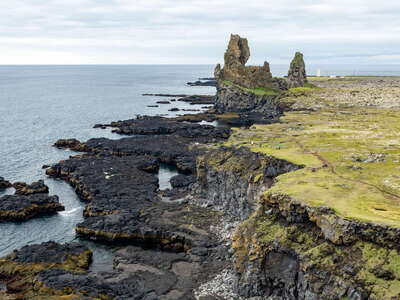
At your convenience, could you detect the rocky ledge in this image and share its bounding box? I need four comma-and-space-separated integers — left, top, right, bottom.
0, 239, 229, 299
46, 119, 232, 253
94, 115, 231, 139
0, 180, 64, 222
0, 177, 12, 189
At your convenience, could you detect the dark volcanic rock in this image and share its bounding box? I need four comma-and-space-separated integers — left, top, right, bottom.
168, 107, 180, 112
92, 116, 230, 141
177, 95, 215, 105
187, 80, 217, 87
111, 245, 228, 299
75, 205, 215, 251
0, 241, 93, 298
8, 241, 91, 265
215, 80, 283, 119
287, 51, 307, 88
52, 135, 201, 174
196, 146, 302, 220
13, 179, 49, 195
38, 268, 158, 300
46, 154, 159, 215
54, 138, 89, 151
46, 142, 221, 250
170, 174, 196, 188
143, 93, 188, 97
0, 193, 64, 221
156, 101, 171, 104
215, 34, 274, 89
0, 177, 12, 189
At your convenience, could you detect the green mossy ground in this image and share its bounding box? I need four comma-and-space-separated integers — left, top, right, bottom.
226, 87, 400, 227
221, 80, 280, 96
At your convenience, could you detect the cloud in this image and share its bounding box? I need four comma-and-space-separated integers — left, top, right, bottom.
0, 0, 399, 64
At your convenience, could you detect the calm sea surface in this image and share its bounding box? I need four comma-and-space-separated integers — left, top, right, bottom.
0, 64, 399, 267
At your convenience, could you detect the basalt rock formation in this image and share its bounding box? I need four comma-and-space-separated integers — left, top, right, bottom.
47, 117, 232, 252
0, 180, 64, 222
13, 180, 49, 195
0, 177, 12, 189
0, 241, 92, 298
214, 34, 307, 115
214, 34, 274, 90
287, 51, 308, 88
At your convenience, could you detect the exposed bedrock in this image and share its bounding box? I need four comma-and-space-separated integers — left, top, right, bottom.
214, 34, 308, 117
190, 143, 400, 299
195, 146, 302, 220
46, 154, 160, 214
231, 203, 400, 300
0, 180, 64, 222
0, 177, 12, 189
13, 179, 49, 195
47, 136, 223, 251
177, 95, 215, 105
0, 194, 64, 222
0, 241, 92, 297
0, 240, 229, 299
229, 190, 400, 299
287, 51, 308, 88
187, 79, 217, 87
215, 34, 274, 89
214, 80, 283, 116
93, 115, 230, 139
53, 135, 201, 174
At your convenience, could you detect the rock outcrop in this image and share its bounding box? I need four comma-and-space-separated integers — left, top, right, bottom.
0, 180, 64, 222
46, 118, 232, 252
215, 34, 274, 89
13, 180, 49, 195
196, 147, 302, 220
214, 34, 308, 115
214, 80, 283, 117
0, 177, 12, 189
287, 51, 308, 88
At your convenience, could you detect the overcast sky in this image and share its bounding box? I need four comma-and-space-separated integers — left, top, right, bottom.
1, 0, 400, 65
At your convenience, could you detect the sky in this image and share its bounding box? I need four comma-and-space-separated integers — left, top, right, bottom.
1, 0, 400, 65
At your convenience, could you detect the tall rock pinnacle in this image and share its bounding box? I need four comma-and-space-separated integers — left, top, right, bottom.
215, 34, 273, 89
287, 52, 307, 88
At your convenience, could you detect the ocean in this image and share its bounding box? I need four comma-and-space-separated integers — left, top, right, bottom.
0, 64, 399, 268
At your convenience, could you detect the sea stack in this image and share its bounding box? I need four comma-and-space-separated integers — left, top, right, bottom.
287, 51, 308, 88
215, 34, 274, 89
214, 34, 309, 116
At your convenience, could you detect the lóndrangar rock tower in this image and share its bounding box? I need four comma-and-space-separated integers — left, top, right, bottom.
214, 34, 307, 115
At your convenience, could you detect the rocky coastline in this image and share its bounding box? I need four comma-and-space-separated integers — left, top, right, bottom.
2, 34, 400, 300
0, 180, 64, 222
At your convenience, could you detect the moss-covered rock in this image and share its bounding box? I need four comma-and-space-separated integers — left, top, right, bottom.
0, 242, 92, 298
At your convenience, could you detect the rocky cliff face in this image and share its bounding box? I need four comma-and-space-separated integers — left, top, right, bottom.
194, 144, 400, 299
195, 146, 302, 220
214, 80, 282, 117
